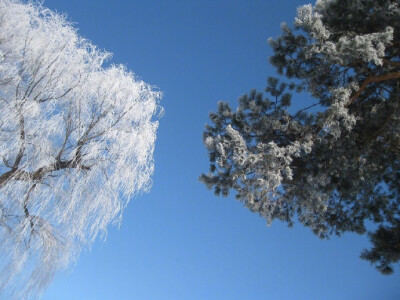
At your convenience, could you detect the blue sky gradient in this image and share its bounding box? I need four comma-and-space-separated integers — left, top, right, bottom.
42, 1, 400, 299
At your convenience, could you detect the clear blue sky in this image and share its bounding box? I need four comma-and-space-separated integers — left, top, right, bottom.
42, 1, 399, 299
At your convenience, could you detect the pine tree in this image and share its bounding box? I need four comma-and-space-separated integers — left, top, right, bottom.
201, 0, 400, 274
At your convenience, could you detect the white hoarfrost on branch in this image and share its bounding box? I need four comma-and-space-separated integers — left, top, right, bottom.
202, 0, 400, 274
0, 0, 162, 298
296, 2, 394, 66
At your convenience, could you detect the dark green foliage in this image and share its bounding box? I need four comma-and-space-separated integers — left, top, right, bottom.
201, 0, 400, 274
361, 222, 400, 274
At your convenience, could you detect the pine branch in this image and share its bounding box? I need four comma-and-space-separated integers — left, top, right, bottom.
348, 72, 400, 105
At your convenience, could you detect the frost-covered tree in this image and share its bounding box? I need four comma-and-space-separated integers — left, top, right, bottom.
201, 0, 400, 274
0, 0, 161, 298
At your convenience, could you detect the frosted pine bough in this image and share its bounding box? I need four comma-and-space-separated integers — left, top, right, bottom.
0, 0, 161, 298
201, 0, 400, 273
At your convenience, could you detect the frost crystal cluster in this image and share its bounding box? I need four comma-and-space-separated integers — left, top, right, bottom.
0, 0, 161, 298
201, 0, 400, 274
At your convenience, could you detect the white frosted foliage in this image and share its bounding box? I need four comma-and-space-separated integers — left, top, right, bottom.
0, 0, 161, 298
201, 0, 400, 263
296, 1, 394, 66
